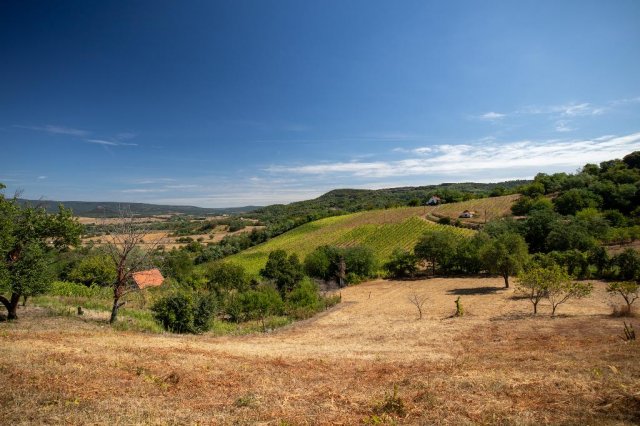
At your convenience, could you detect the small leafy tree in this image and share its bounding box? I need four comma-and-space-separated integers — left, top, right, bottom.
384, 249, 418, 278
304, 245, 376, 284
517, 265, 552, 314
614, 249, 640, 281
239, 286, 283, 330
67, 252, 116, 286
480, 233, 529, 288
151, 291, 217, 333
260, 250, 304, 297
607, 281, 640, 315
205, 261, 248, 293
414, 228, 461, 275
159, 248, 194, 282
546, 279, 593, 317
0, 186, 82, 319
286, 279, 321, 319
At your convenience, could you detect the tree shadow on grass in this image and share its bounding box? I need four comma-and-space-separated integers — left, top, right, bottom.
447, 286, 503, 296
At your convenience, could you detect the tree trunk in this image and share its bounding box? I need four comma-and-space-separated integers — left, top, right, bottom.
533, 301, 538, 314
110, 297, 126, 324
22, 295, 28, 307
503, 273, 509, 288
0, 293, 21, 320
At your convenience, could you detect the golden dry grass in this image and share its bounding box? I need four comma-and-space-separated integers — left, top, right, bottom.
2, 277, 639, 424
82, 226, 264, 250
429, 194, 520, 224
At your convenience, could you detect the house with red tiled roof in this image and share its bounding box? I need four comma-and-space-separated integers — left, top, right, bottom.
132, 268, 164, 289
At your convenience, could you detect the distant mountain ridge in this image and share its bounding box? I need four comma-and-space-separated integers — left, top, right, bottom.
17, 199, 261, 217
17, 180, 530, 218
249, 180, 531, 224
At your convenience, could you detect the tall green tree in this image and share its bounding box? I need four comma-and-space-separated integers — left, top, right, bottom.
414, 228, 461, 275
0, 185, 82, 319
480, 233, 529, 288
260, 250, 304, 297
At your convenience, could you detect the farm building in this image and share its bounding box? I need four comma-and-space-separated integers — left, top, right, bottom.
132, 268, 164, 289
427, 196, 442, 205
459, 210, 474, 218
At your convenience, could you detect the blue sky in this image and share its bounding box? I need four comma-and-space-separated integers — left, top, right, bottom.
1, 0, 639, 207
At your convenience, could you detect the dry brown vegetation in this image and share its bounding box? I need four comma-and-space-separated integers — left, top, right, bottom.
2, 277, 639, 424
82, 226, 264, 250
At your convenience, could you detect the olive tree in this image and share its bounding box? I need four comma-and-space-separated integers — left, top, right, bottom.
0, 185, 82, 319
480, 233, 529, 288
607, 281, 640, 315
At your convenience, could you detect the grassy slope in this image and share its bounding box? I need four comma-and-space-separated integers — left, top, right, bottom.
229, 195, 517, 275
228, 206, 474, 275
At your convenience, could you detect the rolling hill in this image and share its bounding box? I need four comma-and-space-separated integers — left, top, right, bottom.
16, 199, 261, 217
247, 180, 529, 225
228, 195, 519, 275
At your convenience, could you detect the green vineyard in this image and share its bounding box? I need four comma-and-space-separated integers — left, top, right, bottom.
228, 206, 475, 276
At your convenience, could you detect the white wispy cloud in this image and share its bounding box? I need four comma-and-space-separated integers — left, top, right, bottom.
164, 184, 202, 189
479, 112, 506, 121
554, 120, 574, 132
267, 132, 640, 179
15, 124, 90, 136
121, 188, 167, 193
86, 139, 138, 147
37, 175, 47, 180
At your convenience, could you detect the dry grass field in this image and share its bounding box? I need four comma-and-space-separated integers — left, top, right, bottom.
82, 226, 264, 250
1, 277, 639, 424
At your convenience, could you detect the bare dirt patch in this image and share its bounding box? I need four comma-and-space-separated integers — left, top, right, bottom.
1, 277, 639, 424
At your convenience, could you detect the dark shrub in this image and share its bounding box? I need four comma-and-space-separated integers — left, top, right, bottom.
152, 291, 217, 334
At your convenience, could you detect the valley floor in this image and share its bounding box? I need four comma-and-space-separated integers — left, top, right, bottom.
1, 278, 639, 424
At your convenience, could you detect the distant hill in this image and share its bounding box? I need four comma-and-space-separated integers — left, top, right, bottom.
17, 199, 261, 217
248, 180, 529, 225
17, 180, 529, 219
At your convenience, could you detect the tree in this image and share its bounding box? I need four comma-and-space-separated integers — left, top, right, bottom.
553, 188, 602, 216
304, 245, 377, 284
0, 187, 82, 319
623, 151, 640, 170
205, 261, 248, 293
67, 252, 116, 286
238, 286, 283, 331
414, 228, 461, 275
614, 249, 640, 281
408, 292, 428, 319
480, 233, 529, 288
384, 249, 418, 278
151, 290, 217, 333
517, 265, 551, 314
547, 279, 592, 317
160, 248, 194, 282
588, 246, 611, 277
103, 210, 160, 324
260, 250, 304, 297
520, 262, 593, 316
607, 281, 640, 315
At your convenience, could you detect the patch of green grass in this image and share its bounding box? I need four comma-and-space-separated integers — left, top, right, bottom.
208, 316, 292, 336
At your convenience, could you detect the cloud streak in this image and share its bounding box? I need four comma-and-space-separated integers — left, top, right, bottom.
267, 132, 640, 179
15, 124, 90, 136
86, 139, 138, 147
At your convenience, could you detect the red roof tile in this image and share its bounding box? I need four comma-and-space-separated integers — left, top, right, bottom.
132, 268, 164, 289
